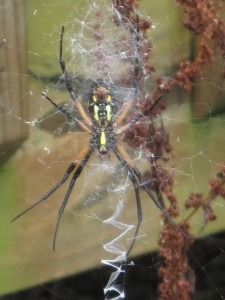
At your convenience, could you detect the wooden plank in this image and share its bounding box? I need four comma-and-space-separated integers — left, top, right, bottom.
0, 0, 28, 163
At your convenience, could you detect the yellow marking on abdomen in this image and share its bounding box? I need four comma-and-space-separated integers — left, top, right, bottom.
100, 131, 106, 146
93, 104, 99, 121
106, 104, 112, 121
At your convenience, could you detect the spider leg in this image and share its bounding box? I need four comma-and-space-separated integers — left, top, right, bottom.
11, 163, 76, 223
11, 146, 91, 222
115, 144, 189, 241
52, 145, 94, 250
112, 147, 142, 257
59, 26, 93, 128
115, 95, 162, 134
114, 15, 140, 127
115, 15, 163, 133
59, 26, 77, 102
114, 98, 134, 127
133, 14, 140, 93
42, 92, 72, 118
41, 92, 91, 133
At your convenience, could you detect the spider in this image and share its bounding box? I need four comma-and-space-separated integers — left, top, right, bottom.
12, 18, 184, 256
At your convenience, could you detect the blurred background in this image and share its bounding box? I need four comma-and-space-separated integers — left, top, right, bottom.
0, 0, 225, 299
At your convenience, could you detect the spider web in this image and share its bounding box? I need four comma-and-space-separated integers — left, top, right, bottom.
1, 0, 225, 299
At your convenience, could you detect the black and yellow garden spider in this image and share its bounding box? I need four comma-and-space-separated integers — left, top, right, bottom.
12, 21, 184, 256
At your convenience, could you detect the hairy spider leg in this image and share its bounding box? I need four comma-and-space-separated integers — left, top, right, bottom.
59, 26, 93, 128
52, 146, 94, 250
115, 94, 163, 134
59, 26, 77, 102
41, 92, 92, 133
133, 14, 140, 93
116, 144, 190, 242
114, 98, 133, 127
11, 163, 75, 222
114, 15, 141, 127
11, 145, 94, 250
112, 146, 142, 257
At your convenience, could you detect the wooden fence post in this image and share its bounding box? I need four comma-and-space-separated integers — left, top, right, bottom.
0, 0, 28, 163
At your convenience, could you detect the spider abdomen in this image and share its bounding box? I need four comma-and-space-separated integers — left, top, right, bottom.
92, 101, 112, 126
